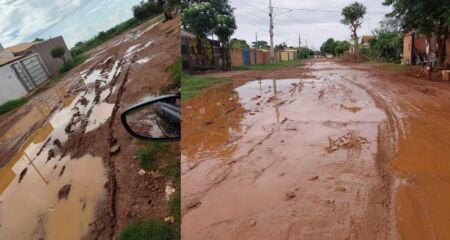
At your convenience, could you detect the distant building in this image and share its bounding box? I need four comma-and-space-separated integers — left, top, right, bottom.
361, 35, 374, 48
277, 48, 298, 61
0, 36, 71, 105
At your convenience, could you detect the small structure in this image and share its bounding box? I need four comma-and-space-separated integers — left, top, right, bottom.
277, 49, 298, 61
403, 32, 450, 65
361, 35, 373, 48
0, 36, 71, 105
181, 29, 223, 71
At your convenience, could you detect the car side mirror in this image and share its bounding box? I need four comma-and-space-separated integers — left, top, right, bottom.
121, 94, 181, 141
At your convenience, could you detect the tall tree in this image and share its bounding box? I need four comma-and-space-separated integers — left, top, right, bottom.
182, 2, 217, 38
251, 40, 269, 49
320, 38, 336, 54
341, 2, 367, 54
214, 14, 237, 69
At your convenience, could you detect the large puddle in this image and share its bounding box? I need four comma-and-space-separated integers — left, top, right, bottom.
0, 85, 109, 239
182, 76, 386, 239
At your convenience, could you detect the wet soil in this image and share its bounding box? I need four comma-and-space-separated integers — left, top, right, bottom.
0, 15, 180, 239
181, 59, 450, 239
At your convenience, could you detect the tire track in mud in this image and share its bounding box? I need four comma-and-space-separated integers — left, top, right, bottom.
344, 78, 400, 239
105, 57, 136, 238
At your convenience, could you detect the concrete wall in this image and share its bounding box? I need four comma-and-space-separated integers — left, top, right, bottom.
0, 63, 28, 105
31, 36, 71, 76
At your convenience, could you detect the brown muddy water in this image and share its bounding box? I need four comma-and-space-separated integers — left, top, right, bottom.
182, 70, 388, 239
0, 92, 107, 240
182, 60, 450, 239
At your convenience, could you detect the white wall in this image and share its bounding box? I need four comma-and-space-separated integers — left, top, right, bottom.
0, 63, 28, 105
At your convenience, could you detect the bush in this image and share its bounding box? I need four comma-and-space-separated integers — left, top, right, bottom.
0, 98, 28, 115
133, 0, 163, 20
163, 57, 181, 92
119, 219, 174, 240
59, 54, 88, 74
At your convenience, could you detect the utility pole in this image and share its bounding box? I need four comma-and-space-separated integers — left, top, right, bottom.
298, 34, 301, 49
255, 32, 258, 65
269, 0, 274, 62
305, 38, 308, 49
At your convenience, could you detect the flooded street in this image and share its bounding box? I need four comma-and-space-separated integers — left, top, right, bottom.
0, 15, 180, 239
181, 60, 450, 239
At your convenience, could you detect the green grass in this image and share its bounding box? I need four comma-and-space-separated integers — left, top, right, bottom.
119, 219, 175, 240
162, 157, 181, 228
233, 59, 303, 71
181, 73, 230, 100
59, 54, 88, 74
0, 98, 28, 115
162, 57, 181, 93
71, 14, 163, 57
137, 142, 170, 170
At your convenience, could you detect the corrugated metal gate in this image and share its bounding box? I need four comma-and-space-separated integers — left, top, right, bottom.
11, 54, 49, 91
242, 48, 251, 65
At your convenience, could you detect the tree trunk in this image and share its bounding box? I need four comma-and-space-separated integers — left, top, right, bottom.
352, 28, 358, 55
436, 20, 444, 66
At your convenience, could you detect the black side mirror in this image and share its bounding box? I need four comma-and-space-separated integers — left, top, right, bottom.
121, 94, 181, 141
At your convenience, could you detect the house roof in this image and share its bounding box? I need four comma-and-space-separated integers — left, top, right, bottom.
362, 36, 373, 44
6, 41, 42, 53
0, 55, 25, 67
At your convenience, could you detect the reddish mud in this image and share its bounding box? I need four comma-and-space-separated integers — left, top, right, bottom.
181, 59, 450, 239
0, 15, 180, 239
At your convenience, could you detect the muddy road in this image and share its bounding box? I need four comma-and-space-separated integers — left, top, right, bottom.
181, 60, 450, 239
0, 15, 180, 239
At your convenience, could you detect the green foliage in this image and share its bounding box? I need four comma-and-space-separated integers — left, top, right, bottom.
334, 41, 351, 57
275, 42, 287, 51
0, 98, 28, 115
182, 2, 217, 38
119, 219, 174, 240
320, 38, 336, 54
341, 2, 367, 46
320, 39, 350, 57
214, 14, 236, 44
368, 30, 403, 62
181, 73, 229, 100
298, 47, 313, 59
229, 38, 249, 49
137, 142, 169, 170
251, 40, 269, 49
33, 38, 44, 42
162, 57, 181, 93
59, 54, 87, 74
133, 0, 163, 20
51, 46, 66, 61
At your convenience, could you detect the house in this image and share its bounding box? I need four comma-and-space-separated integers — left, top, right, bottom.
181, 29, 223, 71
0, 36, 70, 105
361, 35, 373, 48
277, 48, 298, 61
402, 32, 450, 65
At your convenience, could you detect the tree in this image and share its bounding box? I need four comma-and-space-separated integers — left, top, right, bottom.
383, 0, 449, 65
320, 38, 336, 54
51, 46, 66, 64
182, 2, 217, 38
334, 41, 351, 57
133, 0, 163, 21
157, 0, 181, 20
33, 38, 44, 42
214, 14, 237, 69
251, 40, 269, 49
341, 2, 367, 53
368, 30, 403, 62
275, 42, 287, 50
229, 38, 250, 49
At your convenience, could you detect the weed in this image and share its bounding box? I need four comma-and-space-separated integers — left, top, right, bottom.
162, 57, 181, 93
181, 73, 229, 100
137, 142, 169, 170
119, 219, 174, 240
0, 98, 28, 115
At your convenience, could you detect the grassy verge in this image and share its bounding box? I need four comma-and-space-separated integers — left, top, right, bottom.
123, 141, 180, 240
0, 98, 28, 115
161, 57, 181, 93
233, 59, 303, 71
181, 73, 230, 100
71, 14, 163, 57
119, 219, 175, 240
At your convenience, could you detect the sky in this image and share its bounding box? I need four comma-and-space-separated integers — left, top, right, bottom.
0, 0, 143, 48
229, 0, 393, 50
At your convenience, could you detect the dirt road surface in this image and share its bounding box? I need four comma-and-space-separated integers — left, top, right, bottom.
181, 59, 450, 239
0, 15, 180, 239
